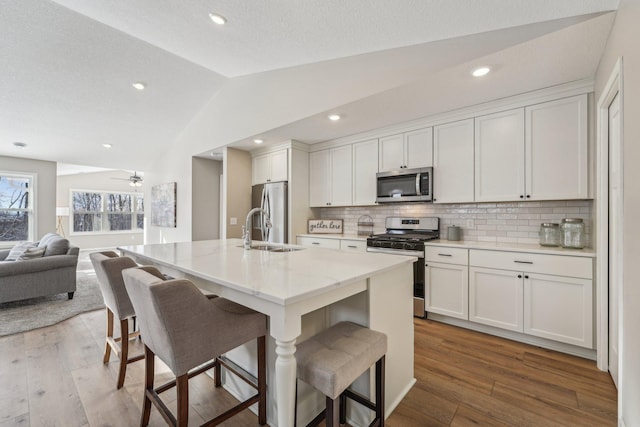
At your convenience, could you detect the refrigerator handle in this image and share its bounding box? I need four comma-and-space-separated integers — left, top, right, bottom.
264, 190, 271, 241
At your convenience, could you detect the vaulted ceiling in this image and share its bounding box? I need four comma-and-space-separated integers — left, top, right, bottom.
0, 0, 619, 171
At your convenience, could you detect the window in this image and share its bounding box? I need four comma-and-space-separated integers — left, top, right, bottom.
71, 190, 143, 234
0, 173, 35, 243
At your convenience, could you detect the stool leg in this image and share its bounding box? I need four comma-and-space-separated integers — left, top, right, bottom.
376, 356, 386, 426
258, 336, 267, 425
141, 346, 154, 427
339, 393, 347, 424
326, 396, 339, 427
176, 374, 189, 427
103, 308, 114, 364
116, 318, 129, 389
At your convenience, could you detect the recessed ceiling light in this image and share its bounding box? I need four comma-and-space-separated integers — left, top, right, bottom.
103, 143, 112, 149
253, 139, 264, 144
472, 67, 491, 77
132, 82, 146, 90
13, 142, 27, 148
328, 114, 341, 121
209, 13, 227, 25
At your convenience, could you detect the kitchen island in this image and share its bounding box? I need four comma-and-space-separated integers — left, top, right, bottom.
118, 239, 416, 427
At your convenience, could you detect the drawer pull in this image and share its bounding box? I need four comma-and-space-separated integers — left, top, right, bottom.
514, 260, 533, 264
312, 242, 320, 245
347, 245, 357, 249
438, 253, 453, 257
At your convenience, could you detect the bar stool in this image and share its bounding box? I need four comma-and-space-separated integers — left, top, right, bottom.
90, 251, 162, 389
122, 266, 268, 427
295, 321, 387, 427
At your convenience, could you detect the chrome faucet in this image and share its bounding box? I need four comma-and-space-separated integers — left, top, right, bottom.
242, 208, 272, 249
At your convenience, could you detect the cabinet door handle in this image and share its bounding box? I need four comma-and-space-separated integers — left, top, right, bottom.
524, 275, 530, 279
514, 260, 533, 264
526, 195, 531, 199
438, 253, 452, 257
312, 242, 320, 245
518, 274, 522, 278
519, 195, 524, 199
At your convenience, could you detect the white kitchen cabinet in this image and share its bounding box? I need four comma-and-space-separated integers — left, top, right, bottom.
469, 267, 524, 332
352, 139, 379, 205
309, 146, 353, 207
469, 248, 593, 348
379, 127, 433, 172
425, 247, 469, 320
252, 149, 288, 185
474, 109, 525, 202
525, 94, 588, 200
309, 150, 330, 206
297, 235, 367, 252
433, 119, 474, 203
524, 273, 593, 348
297, 236, 341, 249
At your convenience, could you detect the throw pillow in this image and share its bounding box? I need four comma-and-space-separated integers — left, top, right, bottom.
43, 236, 70, 256
18, 246, 46, 260
5, 242, 37, 261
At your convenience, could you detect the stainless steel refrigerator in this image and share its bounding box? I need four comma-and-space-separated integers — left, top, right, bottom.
251, 181, 288, 243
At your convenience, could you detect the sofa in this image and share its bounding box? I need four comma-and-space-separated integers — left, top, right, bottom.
0, 233, 79, 304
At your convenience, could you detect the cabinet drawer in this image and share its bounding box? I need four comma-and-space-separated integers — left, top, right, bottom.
469, 249, 592, 279
340, 239, 367, 252
297, 236, 340, 250
425, 246, 468, 265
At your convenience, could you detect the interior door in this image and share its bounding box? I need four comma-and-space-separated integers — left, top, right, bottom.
608, 92, 621, 388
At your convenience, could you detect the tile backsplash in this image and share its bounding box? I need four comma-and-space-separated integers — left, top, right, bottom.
316, 200, 593, 247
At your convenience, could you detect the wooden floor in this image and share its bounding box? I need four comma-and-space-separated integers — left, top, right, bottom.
0, 312, 616, 426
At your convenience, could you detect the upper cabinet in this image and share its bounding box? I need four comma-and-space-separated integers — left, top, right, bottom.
252, 149, 288, 185
433, 119, 474, 203
475, 95, 588, 202
309, 146, 353, 207
353, 139, 379, 206
474, 109, 525, 202
379, 127, 433, 172
525, 94, 588, 200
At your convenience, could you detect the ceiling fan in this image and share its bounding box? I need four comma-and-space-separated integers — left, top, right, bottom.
111, 171, 144, 187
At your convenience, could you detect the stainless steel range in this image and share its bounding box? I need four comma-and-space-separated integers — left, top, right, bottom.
366, 217, 439, 318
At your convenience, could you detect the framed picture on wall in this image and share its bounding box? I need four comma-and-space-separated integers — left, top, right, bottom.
151, 182, 177, 227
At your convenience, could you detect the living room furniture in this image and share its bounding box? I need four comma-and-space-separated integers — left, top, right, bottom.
90, 251, 156, 389
295, 321, 387, 427
122, 266, 268, 426
0, 233, 79, 304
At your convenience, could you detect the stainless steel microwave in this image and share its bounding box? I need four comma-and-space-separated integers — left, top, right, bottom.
376, 167, 433, 203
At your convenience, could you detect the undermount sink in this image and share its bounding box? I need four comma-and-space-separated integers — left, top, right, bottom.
239, 243, 305, 252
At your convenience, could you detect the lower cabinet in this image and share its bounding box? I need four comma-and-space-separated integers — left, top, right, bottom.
297, 236, 367, 252
524, 273, 592, 348
468, 249, 593, 349
425, 246, 469, 320
469, 267, 523, 332
425, 262, 468, 320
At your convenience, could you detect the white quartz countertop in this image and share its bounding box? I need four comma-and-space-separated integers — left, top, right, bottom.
296, 234, 367, 241
425, 239, 595, 258
118, 239, 414, 305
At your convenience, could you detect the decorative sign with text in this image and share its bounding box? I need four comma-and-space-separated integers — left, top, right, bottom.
308, 219, 343, 234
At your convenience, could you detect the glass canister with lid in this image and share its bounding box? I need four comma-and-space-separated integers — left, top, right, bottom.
539, 223, 561, 247
561, 218, 585, 249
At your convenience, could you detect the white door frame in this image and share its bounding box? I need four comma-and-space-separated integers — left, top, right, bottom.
596, 57, 624, 375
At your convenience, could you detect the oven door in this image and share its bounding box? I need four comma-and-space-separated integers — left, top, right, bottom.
366, 247, 426, 318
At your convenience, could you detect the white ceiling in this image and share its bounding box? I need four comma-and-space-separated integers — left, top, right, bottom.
0, 0, 619, 172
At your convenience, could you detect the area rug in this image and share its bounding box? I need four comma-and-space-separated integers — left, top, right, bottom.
0, 252, 105, 337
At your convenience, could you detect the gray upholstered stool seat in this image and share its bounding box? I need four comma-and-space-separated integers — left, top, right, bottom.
296, 321, 387, 427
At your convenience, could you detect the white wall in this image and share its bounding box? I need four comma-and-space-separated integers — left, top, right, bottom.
56, 169, 144, 249
0, 156, 56, 243
595, 0, 640, 425
144, 144, 193, 244
192, 157, 222, 241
